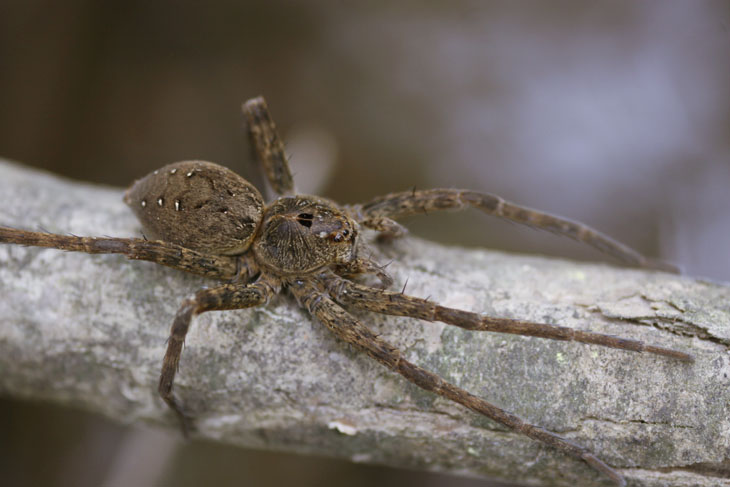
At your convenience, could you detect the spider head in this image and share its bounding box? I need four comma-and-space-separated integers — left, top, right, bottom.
253, 196, 359, 274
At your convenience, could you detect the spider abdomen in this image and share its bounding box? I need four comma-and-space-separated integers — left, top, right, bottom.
124, 161, 264, 255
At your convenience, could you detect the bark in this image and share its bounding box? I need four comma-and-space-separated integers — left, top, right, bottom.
0, 159, 728, 487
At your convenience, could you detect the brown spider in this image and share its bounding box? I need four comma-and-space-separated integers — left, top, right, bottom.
0, 96, 692, 486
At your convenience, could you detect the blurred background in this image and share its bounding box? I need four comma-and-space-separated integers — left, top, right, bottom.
1, 1, 728, 486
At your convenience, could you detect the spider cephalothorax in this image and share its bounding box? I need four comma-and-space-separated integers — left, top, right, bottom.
0, 96, 692, 486
253, 195, 359, 274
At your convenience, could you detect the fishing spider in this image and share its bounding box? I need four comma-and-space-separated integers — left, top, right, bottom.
0, 97, 692, 486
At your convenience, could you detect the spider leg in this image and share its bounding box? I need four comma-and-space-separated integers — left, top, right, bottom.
289, 279, 626, 486
354, 215, 408, 243
0, 227, 241, 279
325, 275, 692, 362
159, 275, 280, 434
334, 256, 394, 289
242, 96, 295, 197
349, 189, 677, 272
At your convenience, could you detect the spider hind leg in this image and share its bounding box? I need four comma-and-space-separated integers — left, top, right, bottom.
0, 227, 240, 280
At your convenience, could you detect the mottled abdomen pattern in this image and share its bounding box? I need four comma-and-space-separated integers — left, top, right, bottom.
124, 161, 264, 255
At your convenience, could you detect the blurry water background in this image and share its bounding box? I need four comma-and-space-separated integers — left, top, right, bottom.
0, 2, 728, 486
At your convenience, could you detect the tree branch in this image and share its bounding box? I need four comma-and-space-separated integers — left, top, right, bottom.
0, 159, 728, 487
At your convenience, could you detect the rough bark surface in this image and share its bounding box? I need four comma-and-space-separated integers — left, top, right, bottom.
0, 160, 728, 487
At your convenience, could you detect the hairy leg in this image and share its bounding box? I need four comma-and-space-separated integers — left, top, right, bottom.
290, 279, 626, 486
333, 256, 394, 289
325, 275, 692, 362
353, 215, 408, 243
242, 96, 295, 196
349, 189, 677, 272
0, 227, 240, 280
159, 275, 280, 434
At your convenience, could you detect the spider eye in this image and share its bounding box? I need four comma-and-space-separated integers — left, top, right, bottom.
296, 213, 314, 228
331, 228, 353, 243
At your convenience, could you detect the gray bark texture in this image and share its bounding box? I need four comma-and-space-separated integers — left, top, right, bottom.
0, 159, 728, 487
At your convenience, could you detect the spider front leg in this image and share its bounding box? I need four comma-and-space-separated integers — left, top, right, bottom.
326, 275, 692, 362
289, 279, 627, 486
242, 96, 295, 197
349, 189, 677, 272
0, 227, 240, 280
159, 276, 279, 434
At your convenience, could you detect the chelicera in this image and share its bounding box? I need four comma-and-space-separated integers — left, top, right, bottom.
0, 96, 692, 486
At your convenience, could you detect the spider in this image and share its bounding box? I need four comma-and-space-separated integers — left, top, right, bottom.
0, 96, 692, 486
